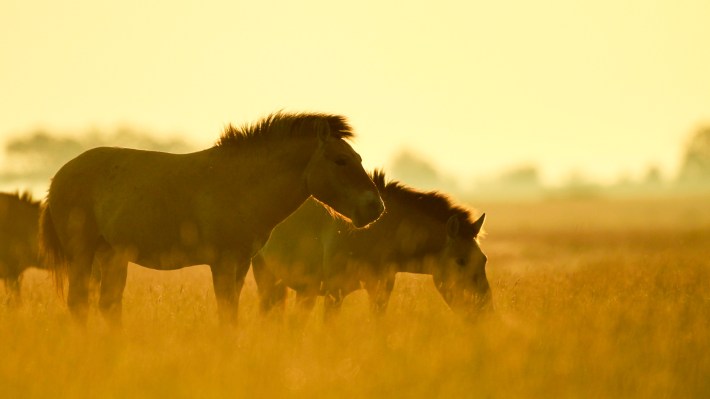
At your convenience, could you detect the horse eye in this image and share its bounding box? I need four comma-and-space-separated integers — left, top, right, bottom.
456, 258, 466, 267
335, 157, 347, 166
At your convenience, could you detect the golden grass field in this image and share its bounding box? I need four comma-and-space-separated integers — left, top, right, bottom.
2, 195, 709, 398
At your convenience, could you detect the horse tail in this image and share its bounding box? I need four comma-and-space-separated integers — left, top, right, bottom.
39, 201, 67, 295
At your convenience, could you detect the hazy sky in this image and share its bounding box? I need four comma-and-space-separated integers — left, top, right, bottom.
2, 0, 709, 186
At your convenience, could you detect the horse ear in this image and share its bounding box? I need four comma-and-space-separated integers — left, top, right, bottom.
472, 213, 486, 236
446, 215, 460, 238
315, 119, 331, 144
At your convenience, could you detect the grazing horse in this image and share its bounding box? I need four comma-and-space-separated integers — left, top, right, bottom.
252, 170, 490, 320
39, 112, 384, 326
0, 192, 44, 303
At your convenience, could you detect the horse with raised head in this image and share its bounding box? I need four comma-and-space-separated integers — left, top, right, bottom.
39, 112, 384, 326
0, 192, 44, 303
252, 170, 490, 320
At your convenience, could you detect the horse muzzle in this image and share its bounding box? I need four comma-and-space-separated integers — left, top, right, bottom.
351, 192, 385, 228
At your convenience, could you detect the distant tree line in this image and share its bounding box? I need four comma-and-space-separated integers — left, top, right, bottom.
4, 124, 709, 200
389, 124, 710, 201
0, 127, 193, 195
678, 125, 710, 185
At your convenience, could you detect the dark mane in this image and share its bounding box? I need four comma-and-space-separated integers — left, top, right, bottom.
2, 190, 40, 206
370, 169, 482, 238
214, 112, 355, 147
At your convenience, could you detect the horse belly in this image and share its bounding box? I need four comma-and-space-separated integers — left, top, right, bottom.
131, 251, 209, 271
100, 236, 217, 271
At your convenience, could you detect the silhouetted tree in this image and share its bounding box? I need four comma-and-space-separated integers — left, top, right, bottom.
390, 151, 442, 189
643, 164, 662, 185
498, 164, 541, 187
470, 164, 544, 200
389, 150, 460, 194
678, 125, 710, 184
556, 171, 600, 199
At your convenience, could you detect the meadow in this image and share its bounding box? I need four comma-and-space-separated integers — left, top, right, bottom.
1, 195, 709, 398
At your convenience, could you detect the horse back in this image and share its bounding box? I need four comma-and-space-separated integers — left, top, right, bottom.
46, 148, 203, 256
46, 146, 270, 267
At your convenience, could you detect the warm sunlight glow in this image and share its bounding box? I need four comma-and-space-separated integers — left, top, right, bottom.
2, 0, 709, 189
1, 2, 709, 398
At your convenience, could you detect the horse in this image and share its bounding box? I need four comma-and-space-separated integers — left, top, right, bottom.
39, 112, 385, 327
0, 192, 44, 303
252, 170, 490, 321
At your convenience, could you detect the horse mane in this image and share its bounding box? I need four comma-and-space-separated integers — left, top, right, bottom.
370, 169, 483, 238
2, 190, 40, 206
214, 112, 355, 147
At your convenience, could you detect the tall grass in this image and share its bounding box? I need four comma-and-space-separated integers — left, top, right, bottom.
1, 197, 709, 398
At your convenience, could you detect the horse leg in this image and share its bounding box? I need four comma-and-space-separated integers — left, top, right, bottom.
211, 257, 249, 326
67, 253, 95, 325
97, 248, 128, 329
251, 254, 287, 315
322, 273, 363, 321
293, 287, 319, 318
366, 277, 395, 316
323, 289, 344, 321
234, 261, 250, 319
3, 274, 22, 306
89, 260, 102, 298
284, 288, 316, 327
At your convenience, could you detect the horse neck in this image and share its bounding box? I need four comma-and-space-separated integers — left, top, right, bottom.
213, 137, 317, 229
374, 202, 444, 276
397, 255, 440, 275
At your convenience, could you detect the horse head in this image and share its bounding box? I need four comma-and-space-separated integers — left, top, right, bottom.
305, 120, 384, 228
434, 213, 491, 319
